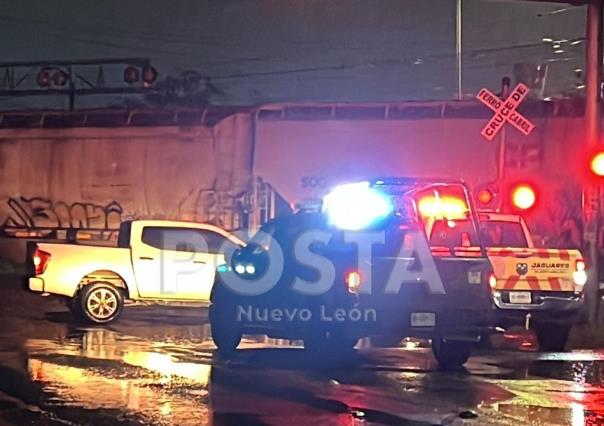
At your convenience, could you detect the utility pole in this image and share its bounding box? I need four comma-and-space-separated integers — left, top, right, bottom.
583, 0, 603, 324
456, 0, 463, 100
498, 77, 511, 183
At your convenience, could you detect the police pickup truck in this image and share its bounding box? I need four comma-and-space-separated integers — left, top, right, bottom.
210, 178, 494, 369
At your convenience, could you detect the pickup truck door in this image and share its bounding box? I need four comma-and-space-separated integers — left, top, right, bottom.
132, 226, 238, 300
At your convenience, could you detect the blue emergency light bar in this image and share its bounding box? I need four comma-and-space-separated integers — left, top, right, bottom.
322, 181, 394, 230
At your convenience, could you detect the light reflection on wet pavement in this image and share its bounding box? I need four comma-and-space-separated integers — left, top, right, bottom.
0, 285, 604, 425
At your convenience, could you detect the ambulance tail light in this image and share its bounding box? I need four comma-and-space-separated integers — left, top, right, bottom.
488, 272, 497, 291
573, 259, 587, 288
346, 271, 362, 294
33, 248, 51, 276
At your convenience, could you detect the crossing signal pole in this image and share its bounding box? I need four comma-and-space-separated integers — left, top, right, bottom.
583, 0, 603, 324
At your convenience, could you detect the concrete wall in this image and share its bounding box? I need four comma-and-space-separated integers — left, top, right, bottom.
0, 104, 590, 265
254, 111, 586, 247
255, 114, 584, 200
255, 118, 500, 203
0, 113, 253, 263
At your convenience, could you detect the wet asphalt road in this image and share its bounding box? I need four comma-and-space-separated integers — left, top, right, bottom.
0, 277, 603, 426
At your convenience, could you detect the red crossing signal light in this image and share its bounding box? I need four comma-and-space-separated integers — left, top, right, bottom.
510, 184, 537, 211
474, 183, 499, 210
477, 189, 493, 205
590, 151, 604, 177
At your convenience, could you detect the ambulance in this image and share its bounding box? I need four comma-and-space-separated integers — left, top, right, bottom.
478, 212, 586, 351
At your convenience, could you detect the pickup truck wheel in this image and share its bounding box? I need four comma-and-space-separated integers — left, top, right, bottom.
431, 339, 472, 370
209, 305, 242, 356
78, 282, 124, 324
534, 323, 570, 352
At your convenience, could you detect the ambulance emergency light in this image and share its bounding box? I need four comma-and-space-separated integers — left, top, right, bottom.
322, 181, 394, 230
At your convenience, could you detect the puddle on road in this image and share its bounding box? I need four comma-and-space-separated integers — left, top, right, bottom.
28, 357, 211, 424
467, 350, 604, 424
477, 350, 604, 384
491, 402, 604, 426
0, 325, 314, 425
21, 327, 216, 424
2, 322, 604, 425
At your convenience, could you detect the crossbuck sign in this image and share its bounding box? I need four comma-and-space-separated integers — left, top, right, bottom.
476, 83, 535, 141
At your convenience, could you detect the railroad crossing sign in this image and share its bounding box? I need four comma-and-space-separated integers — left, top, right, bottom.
476, 83, 535, 141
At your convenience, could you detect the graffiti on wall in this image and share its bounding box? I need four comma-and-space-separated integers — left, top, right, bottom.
176, 179, 279, 231
2, 196, 124, 232
178, 189, 246, 230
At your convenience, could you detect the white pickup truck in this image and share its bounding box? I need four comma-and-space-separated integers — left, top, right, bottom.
27, 220, 245, 324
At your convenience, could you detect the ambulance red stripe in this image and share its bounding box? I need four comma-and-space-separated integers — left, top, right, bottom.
548, 277, 562, 291
558, 250, 571, 261
503, 276, 520, 289
537, 250, 551, 259
526, 276, 540, 291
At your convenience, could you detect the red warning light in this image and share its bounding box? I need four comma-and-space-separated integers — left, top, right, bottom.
511, 184, 536, 210
590, 151, 604, 177
123, 66, 140, 84
477, 189, 493, 205
474, 183, 499, 209
142, 65, 158, 85
36, 68, 51, 87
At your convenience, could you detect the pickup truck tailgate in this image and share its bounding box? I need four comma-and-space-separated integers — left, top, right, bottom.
487, 248, 582, 291
358, 238, 492, 335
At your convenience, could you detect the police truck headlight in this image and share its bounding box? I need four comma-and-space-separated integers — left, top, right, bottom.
322, 181, 393, 230
233, 263, 257, 276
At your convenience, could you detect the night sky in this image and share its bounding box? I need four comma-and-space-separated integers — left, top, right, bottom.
0, 0, 588, 109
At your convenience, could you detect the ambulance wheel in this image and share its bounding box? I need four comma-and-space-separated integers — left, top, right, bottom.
534, 323, 570, 352
431, 339, 471, 370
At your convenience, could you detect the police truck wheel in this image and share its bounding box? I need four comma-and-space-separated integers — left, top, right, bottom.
210, 305, 242, 356
370, 336, 403, 348
534, 323, 570, 352
78, 282, 124, 324
304, 333, 358, 354
431, 338, 472, 370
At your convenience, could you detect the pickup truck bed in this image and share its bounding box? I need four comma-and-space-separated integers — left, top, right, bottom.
28, 243, 134, 297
